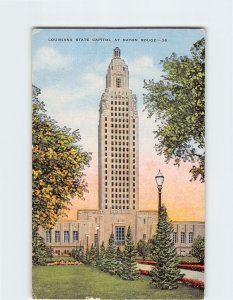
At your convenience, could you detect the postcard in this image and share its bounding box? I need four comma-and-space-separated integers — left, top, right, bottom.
32, 27, 205, 299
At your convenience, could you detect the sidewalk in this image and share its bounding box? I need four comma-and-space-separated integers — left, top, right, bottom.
137, 263, 204, 282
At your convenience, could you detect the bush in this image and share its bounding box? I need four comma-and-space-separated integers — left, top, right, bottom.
190, 235, 205, 264
32, 232, 53, 266
137, 240, 148, 260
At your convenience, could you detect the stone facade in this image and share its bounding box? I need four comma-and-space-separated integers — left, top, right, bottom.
39, 218, 204, 256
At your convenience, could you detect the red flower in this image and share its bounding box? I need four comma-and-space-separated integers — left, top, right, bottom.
181, 277, 204, 288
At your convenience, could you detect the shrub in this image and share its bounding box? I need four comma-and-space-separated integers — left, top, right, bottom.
190, 235, 205, 264
32, 232, 53, 266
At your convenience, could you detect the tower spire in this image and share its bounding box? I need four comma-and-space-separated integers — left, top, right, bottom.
113, 47, 121, 58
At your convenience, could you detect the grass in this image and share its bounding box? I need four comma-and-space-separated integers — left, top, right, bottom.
32, 264, 204, 299
177, 256, 198, 263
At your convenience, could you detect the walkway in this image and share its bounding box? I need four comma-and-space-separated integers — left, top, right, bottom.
136, 263, 204, 282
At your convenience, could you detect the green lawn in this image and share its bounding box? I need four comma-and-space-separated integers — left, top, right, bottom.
32, 264, 204, 299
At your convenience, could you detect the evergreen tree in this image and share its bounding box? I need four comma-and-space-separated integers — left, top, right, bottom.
150, 205, 181, 289
32, 232, 53, 266
89, 244, 97, 266
98, 242, 107, 271
78, 247, 84, 262
137, 239, 148, 260
84, 245, 90, 264
121, 226, 139, 280
116, 246, 124, 276
71, 249, 78, 260
105, 233, 117, 275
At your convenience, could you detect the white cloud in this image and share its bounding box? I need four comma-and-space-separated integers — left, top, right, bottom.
130, 55, 162, 81
127, 55, 163, 108
82, 72, 105, 93
33, 47, 73, 71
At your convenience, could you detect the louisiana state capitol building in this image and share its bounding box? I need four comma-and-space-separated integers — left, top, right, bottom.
99, 47, 139, 213
38, 48, 204, 256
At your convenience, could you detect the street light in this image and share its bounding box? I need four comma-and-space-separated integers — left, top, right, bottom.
96, 224, 100, 258
86, 234, 89, 249
155, 169, 164, 215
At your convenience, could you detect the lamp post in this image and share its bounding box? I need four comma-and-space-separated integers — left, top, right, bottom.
155, 169, 164, 215
86, 234, 89, 249
96, 224, 100, 258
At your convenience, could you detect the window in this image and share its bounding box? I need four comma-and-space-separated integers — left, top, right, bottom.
143, 234, 146, 240
116, 78, 121, 88
189, 232, 193, 243
64, 231, 70, 243
180, 232, 185, 243
46, 230, 51, 243
115, 226, 125, 243
172, 232, 177, 244
73, 231, 79, 242
55, 230, 60, 242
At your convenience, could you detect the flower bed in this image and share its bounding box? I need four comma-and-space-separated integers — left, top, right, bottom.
138, 269, 150, 276
47, 261, 81, 266
180, 276, 204, 289
136, 259, 204, 272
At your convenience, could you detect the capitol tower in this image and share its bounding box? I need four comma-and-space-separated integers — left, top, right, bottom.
98, 47, 139, 212
98, 47, 140, 241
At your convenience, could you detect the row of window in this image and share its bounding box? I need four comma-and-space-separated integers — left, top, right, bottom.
105, 193, 135, 198
46, 230, 79, 243
105, 149, 135, 155
109, 124, 134, 129
107, 121, 135, 128
105, 117, 135, 123
105, 164, 136, 170
105, 164, 129, 169
109, 112, 130, 117
112, 205, 135, 210
109, 187, 135, 192
107, 199, 130, 203
105, 131, 135, 137
110, 94, 128, 98
108, 139, 136, 146
104, 136, 135, 143
172, 232, 193, 244
110, 101, 130, 106
105, 151, 135, 158
105, 135, 133, 140
107, 159, 136, 164
111, 106, 129, 112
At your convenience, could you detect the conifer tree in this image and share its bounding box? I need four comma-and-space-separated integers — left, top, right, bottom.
98, 241, 107, 271
79, 247, 84, 262
150, 205, 181, 289
121, 226, 139, 280
137, 239, 148, 260
105, 233, 117, 275
116, 246, 124, 276
84, 245, 90, 264
89, 244, 97, 266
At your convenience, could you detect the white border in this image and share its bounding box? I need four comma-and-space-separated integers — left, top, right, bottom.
0, 0, 232, 299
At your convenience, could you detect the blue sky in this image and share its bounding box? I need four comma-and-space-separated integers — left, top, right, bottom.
32, 28, 205, 220
32, 28, 204, 152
